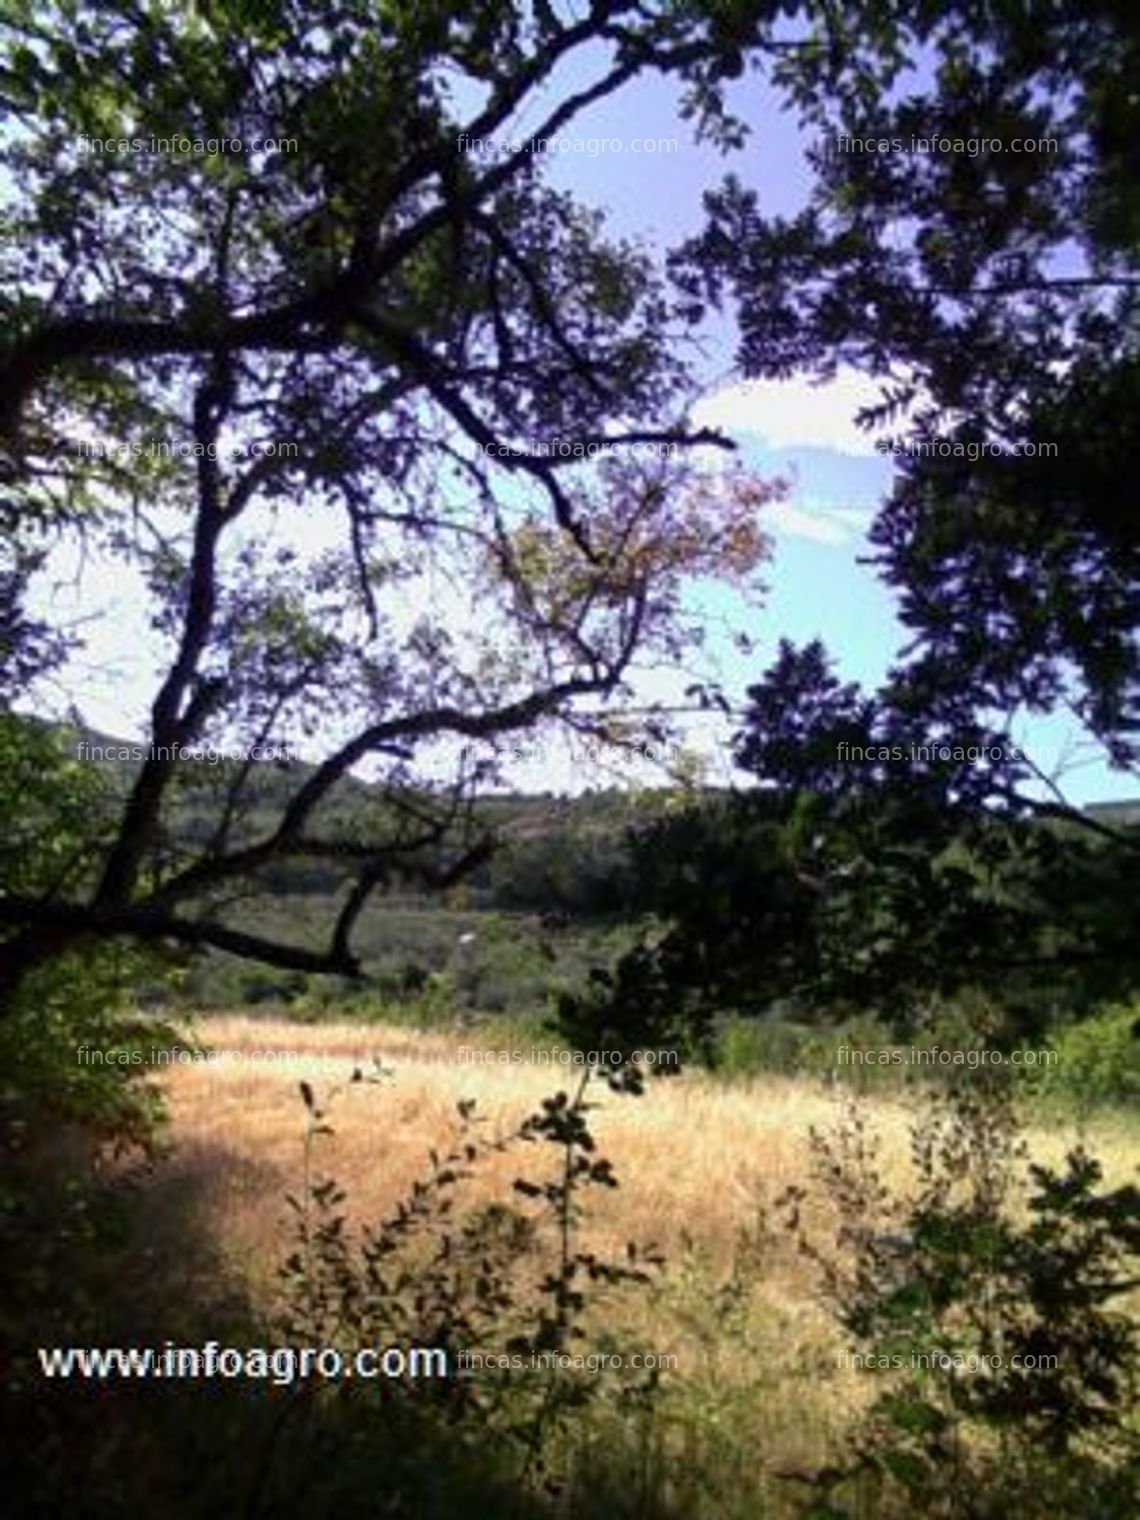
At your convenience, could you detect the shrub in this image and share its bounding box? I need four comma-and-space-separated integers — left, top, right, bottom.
779, 1074, 1140, 1518
1022, 1001, 1140, 1113
273, 1059, 665, 1505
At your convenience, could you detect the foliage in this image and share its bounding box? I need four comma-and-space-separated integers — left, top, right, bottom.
0, 0, 779, 999
275, 1061, 664, 1502
604, 642, 1140, 1034
1020, 1000, 1140, 1115
0, 714, 181, 1142
664, 1, 1140, 1033
779, 1076, 1140, 1518
0, 945, 175, 1148
0, 716, 185, 1518
677, 1, 1140, 774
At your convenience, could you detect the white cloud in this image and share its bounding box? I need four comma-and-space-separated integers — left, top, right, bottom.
692, 367, 918, 457
827, 506, 878, 528
765, 502, 849, 545
763, 499, 877, 547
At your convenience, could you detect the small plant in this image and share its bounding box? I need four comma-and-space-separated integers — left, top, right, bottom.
271, 1055, 665, 1508
779, 1071, 1140, 1518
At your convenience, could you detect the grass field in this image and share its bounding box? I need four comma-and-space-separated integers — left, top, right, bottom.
153, 1014, 1139, 1268
118, 1013, 1139, 1517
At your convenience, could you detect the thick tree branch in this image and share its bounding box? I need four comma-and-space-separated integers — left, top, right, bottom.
0, 897, 363, 979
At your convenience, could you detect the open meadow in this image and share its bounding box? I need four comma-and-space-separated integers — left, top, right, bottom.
6, 4, 1138, 1514
112, 1012, 1139, 1518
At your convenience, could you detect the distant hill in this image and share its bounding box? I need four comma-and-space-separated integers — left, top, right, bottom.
66, 721, 663, 836
20, 714, 1140, 1011
46, 717, 662, 914
1085, 799, 1140, 826
58, 718, 1140, 831
40, 715, 1140, 916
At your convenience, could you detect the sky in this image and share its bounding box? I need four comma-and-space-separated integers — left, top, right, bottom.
524, 60, 1134, 805
24, 43, 1135, 806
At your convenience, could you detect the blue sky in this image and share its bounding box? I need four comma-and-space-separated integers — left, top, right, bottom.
28, 50, 1134, 805
522, 61, 1134, 804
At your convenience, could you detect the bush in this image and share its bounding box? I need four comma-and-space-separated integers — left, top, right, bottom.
1022, 1001, 1140, 1112
779, 1074, 1140, 1517
273, 1062, 665, 1507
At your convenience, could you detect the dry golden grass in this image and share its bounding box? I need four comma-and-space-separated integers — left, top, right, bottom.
128, 1013, 1138, 1508
156, 1017, 864, 1284
152, 1014, 1138, 1310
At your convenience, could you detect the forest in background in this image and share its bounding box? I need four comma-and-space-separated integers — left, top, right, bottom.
3, 1, 1138, 1516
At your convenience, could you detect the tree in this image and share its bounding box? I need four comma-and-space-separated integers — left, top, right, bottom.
614, 639, 1138, 1032
0, 713, 173, 1139
675, 0, 1139, 797
609, 3, 1140, 1028
0, 0, 792, 1006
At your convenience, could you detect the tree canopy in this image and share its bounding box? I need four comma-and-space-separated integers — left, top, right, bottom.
677, 0, 1139, 778
611, 0, 1140, 1031
0, 0, 791, 1001
2, 0, 1136, 1027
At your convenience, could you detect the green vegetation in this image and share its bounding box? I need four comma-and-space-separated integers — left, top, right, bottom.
3, 0, 1137, 1516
